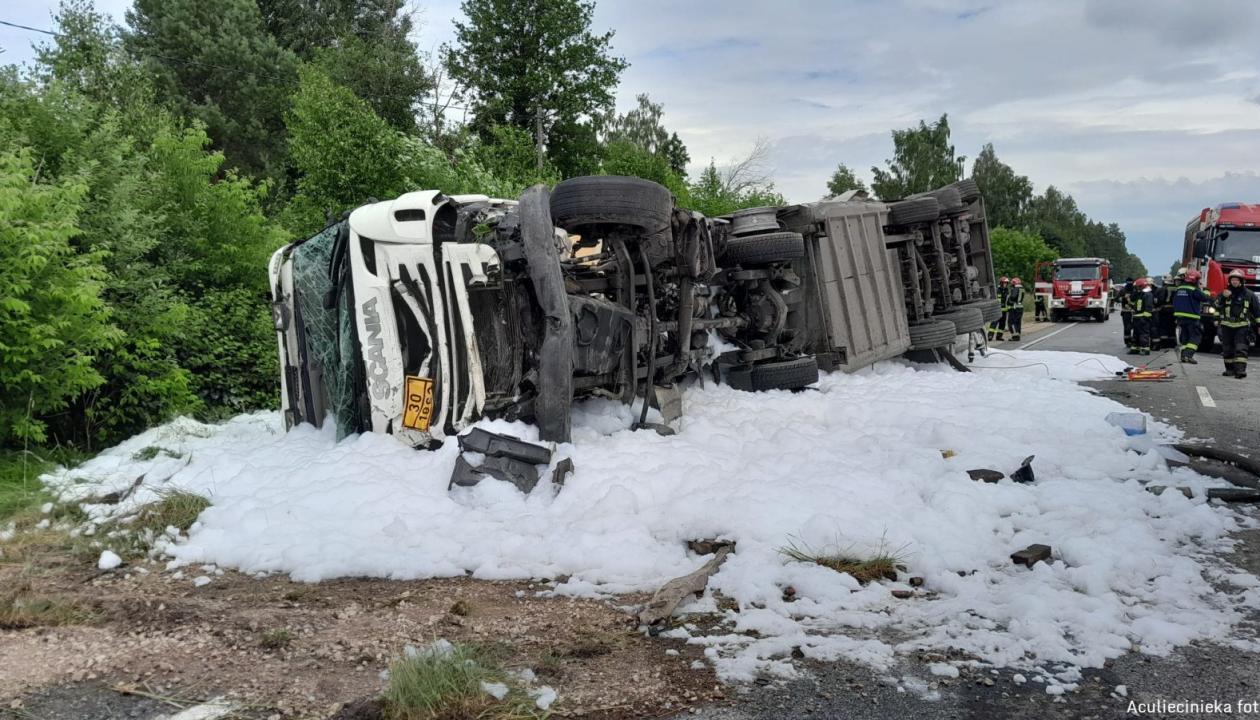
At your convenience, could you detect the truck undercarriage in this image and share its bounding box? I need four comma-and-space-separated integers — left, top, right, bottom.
270, 176, 997, 448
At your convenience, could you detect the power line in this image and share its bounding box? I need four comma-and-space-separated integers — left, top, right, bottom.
0, 17, 469, 112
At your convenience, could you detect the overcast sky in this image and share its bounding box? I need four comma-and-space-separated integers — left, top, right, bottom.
4, 0, 1260, 272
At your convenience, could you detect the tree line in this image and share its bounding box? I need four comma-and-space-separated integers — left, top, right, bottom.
826, 115, 1148, 286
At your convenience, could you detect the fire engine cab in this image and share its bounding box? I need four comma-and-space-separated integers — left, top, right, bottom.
1045, 257, 1112, 322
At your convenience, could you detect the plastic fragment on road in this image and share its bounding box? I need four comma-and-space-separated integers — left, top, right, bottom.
1105, 412, 1147, 436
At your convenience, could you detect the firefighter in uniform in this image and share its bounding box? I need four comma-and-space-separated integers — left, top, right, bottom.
1215, 269, 1260, 378
1034, 286, 1048, 322
1172, 269, 1210, 364
1006, 277, 1026, 341
989, 276, 1010, 341
1155, 274, 1176, 349
1119, 278, 1135, 346
1128, 277, 1154, 355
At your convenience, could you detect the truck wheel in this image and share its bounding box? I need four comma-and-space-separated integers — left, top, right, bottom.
550, 176, 673, 233
887, 197, 940, 226
720, 231, 804, 266
908, 318, 958, 350
969, 298, 1003, 323
917, 185, 962, 214
728, 357, 819, 392
950, 179, 981, 202
932, 307, 985, 335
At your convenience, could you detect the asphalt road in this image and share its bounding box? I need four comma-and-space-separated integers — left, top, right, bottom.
994, 314, 1260, 453
679, 314, 1260, 720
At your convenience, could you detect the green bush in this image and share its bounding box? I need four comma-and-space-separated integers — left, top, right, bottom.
180, 287, 278, 418
0, 148, 118, 444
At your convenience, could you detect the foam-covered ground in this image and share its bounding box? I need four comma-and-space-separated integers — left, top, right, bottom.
38, 352, 1260, 689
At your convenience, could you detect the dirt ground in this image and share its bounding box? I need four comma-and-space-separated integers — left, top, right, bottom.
0, 553, 725, 719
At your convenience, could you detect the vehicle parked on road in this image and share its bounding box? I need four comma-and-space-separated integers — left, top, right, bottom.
269, 177, 996, 449
1183, 202, 1260, 351
1047, 257, 1112, 322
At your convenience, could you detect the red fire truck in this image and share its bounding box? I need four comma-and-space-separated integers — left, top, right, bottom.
1184, 203, 1260, 351
1042, 257, 1112, 322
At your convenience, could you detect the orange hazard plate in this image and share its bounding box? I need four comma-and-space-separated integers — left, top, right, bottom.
402, 376, 435, 431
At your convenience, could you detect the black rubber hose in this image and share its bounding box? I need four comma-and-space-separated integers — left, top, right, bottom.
1173, 444, 1260, 490
638, 245, 657, 429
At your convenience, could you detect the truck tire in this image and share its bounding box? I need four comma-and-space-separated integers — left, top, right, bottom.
908, 319, 958, 350
912, 186, 965, 214
932, 307, 985, 335
728, 357, 819, 392
729, 206, 781, 236
721, 231, 804, 266
950, 179, 981, 202
968, 298, 1003, 323
550, 176, 673, 233
887, 197, 940, 226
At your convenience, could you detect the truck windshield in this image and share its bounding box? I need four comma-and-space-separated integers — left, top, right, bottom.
1054, 265, 1100, 281
1214, 230, 1260, 264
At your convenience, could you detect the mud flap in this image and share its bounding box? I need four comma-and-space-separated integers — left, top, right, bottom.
520, 185, 574, 442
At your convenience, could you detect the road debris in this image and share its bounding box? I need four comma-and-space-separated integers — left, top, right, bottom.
1010, 544, 1052, 568
637, 546, 732, 627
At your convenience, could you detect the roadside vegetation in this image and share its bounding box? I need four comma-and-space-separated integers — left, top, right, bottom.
383, 643, 545, 720
779, 538, 907, 585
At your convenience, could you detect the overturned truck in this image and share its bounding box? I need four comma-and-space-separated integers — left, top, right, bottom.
269, 176, 996, 447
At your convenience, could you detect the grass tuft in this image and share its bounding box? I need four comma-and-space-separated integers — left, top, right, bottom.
130, 490, 210, 535
0, 581, 97, 629
448, 599, 471, 617
0, 447, 82, 522
260, 627, 293, 650
383, 643, 544, 720
778, 538, 908, 585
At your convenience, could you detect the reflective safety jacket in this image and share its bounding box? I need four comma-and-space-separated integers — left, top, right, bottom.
997, 284, 1010, 310
1171, 284, 1210, 320
1132, 289, 1154, 317
1215, 286, 1260, 329
1120, 284, 1135, 312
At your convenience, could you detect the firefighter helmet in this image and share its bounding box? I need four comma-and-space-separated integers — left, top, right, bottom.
1185, 269, 1202, 284
1227, 269, 1246, 282
1176, 267, 1188, 277
999, 276, 1009, 284
1134, 277, 1149, 289
1011, 277, 1022, 286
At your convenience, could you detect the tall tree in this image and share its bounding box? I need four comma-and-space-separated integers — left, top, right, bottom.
124, 0, 298, 178
444, 0, 628, 172
256, 0, 430, 132
870, 114, 964, 200
686, 139, 785, 217
604, 93, 690, 175
1024, 186, 1087, 257
969, 143, 1032, 229
825, 163, 867, 196
989, 227, 1058, 289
